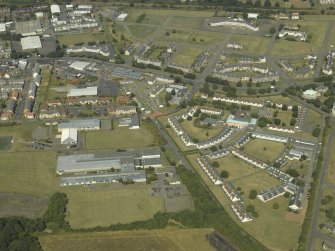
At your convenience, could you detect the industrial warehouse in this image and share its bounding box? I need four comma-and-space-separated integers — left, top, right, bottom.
57, 148, 162, 174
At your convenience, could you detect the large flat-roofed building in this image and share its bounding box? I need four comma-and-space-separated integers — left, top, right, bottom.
21, 36, 42, 50
60, 171, 146, 186
67, 86, 98, 97
58, 118, 100, 132
51, 4, 60, 14
16, 20, 42, 36
69, 61, 91, 71
56, 148, 162, 175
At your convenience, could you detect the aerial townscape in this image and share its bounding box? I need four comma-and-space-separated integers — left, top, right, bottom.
1, 1, 335, 251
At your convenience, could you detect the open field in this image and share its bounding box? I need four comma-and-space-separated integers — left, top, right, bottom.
227, 34, 270, 54
243, 139, 285, 163
58, 33, 107, 46
0, 193, 49, 219
188, 152, 301, 251
0, 136, 12, 150
156, 29, 191, 43
166, 16, 203, 30
140, 14, 169, 26
172, 47, 203, 66
85, 126, 156, 150
127, 24, 158, 40
65, 185, 164, 229
271, 21, 328, 56
125, 8, 214, 19
275, 110, 292, 126
181, 118, 223, 141
271, 39, 316, 56
305, 108, 322, 130
215, 154, 259, 181
233, 172, 302, 251
327, 138, 335, 184
0, 151, 58, 196
38, 228, 215, 251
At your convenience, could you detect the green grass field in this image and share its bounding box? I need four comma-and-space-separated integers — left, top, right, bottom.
166, 16, 203, 30
181, 119, 223, 141
65, 185, 164, 229
58, 33, 107, 46
38, 228, 215, 251
243, 139, 285, 163
172, 47, 203, 66
0, 151, 58, 196
126, 24, 158, 40
0, 136, 12, 150
215, 154, 259, 181
305, 108, 322, 129
327, 138, 335, 184
125, 8, 214, 19
188, 152, 302, 251
85, 126, 156, 150
276, 110, 293, 126
140, 14, 168, 26
227, 34, 270, 54
271, 21, 328, 56
233, 171, 301, 251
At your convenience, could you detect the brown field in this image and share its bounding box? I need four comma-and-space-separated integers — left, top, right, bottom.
38, 228, 215, 251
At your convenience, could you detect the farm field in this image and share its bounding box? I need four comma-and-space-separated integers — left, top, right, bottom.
65, 185, 164, 229
58, 33, 107, 46
243, 139, 285, 163
85, 126, 156, 150
38, 228, 215, 251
